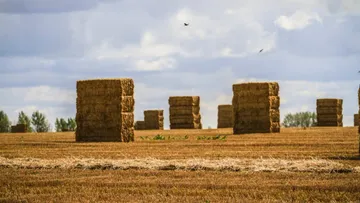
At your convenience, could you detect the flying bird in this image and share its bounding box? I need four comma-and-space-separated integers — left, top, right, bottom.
184, 23, 189, 26
259, 49, 263, 53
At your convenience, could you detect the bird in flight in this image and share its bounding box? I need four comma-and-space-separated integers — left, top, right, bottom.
259, 49, 263, 53
184, 23, 189, 26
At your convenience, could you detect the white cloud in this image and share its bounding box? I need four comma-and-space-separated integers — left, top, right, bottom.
275, 10, 322, 30
133, 57, 176, 71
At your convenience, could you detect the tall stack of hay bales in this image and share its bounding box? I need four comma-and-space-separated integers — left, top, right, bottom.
354, 114, 359, 127
134, 121, 145, 130
169, 96, 202, 129
316, 98, 343, 127
217, 104, 233, 128
76, 78, 135, 142
144, 110, 164, 130
232, 82, 280, 134
11, 124, 27, 133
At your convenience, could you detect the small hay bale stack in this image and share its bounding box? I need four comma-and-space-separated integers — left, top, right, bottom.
144, 110, 164, 130
75, 78, 135, 142
217, 104, 233, 128
169, 96, 202, 129
354, 114, 359, 126
232, 82, 280, 134
134, 121, 145, 130
11, 124, 27, 133
316, 98, 343, 127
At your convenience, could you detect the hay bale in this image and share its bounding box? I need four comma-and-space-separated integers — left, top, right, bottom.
217, 104, 233, 128
232, 82, 280, 134
11, 124, 27, 133
316, 98, 342, 127
144, 110, 164, 130
168, 96, 200, 106
134, 121, 145, 130
168, 96, 202, 129
75, 78, 135, 142
169, 106, 200, 116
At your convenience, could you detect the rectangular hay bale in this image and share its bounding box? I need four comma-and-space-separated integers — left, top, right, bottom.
168, 96, 200, 106
76, 78, 135, 142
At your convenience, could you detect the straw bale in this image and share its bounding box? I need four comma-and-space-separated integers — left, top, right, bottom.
76, 78, 134, 142
144, 110, 164, 130
232, 82, 280, 134
233, 121, 280, 134
233, 82, 279, 95
11, 124, 27, 133
354, 114, 359, 126
76, 78, 134, 96
170, 123, 202, 129
144, 110, 164, 117
169, 106, 200, 115
217, 104, 233, 128
316, 107, 342, 115
170, 114, 201, 124
317, 121, 343, 127
233, 96, 280, 110
316, 98, 343, 107
168, 96, 200, 106
317, 114, 342, 122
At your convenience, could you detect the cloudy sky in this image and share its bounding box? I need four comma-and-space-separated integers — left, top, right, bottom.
0, 0, 359, 130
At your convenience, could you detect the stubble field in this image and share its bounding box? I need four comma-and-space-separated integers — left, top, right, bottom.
0, 127, 359, 202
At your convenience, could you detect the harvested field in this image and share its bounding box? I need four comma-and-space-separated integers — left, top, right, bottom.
76, 78, 135, 142
1, 127, 360, 202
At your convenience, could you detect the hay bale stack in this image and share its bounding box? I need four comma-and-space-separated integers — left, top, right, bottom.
358, 87, 360, 134
316, 98, 343, 127
217, 104, 233, 128
354, 114, 359, 126
232, 82, 280, 134
134, 121, 145, 130
169, 96, 202, 129
75, 78, 135, 142
11, 124, 27, 133
144, 110, 164, 130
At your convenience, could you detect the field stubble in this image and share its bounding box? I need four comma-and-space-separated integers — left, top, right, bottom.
0, 127, 360, 202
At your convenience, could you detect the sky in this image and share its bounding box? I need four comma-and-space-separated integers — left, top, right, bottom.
0, 0, 359, 130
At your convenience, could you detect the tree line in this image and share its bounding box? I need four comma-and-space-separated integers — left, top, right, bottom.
0, 110, 76, 133
0, 110, 317, 133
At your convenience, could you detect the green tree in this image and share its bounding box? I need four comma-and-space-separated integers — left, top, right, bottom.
67, 117, 76, 131
31, 111, 50, 132
0, 110, 11, 133
55, 117, 76, 132
17, 111, 32, 132
282, 111, 317, 128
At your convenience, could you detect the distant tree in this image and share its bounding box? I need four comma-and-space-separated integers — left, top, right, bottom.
31, 111, 50, 132
67, 117, 76, 131
17, 111, 32, 132
0, 110, 11, 133
55, 117, 76, 132
282, 112, 317, 128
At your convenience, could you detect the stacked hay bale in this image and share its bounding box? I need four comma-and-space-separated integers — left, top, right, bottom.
217, 104, 233, 128
169, 96, 202, 129
358, 87, 360, 135
11, 124, 27, 133
76, 78, 135, 142
354, 114, 359, 126
232, 82, 280, 134
144, 110, 164, 130
134, 121, 145, 130
316, 99, 343, 127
